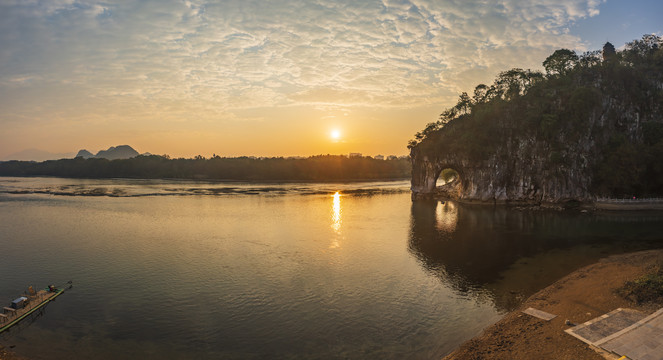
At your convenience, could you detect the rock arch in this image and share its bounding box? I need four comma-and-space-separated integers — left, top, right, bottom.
410, 152, 468, 201
435, 167, 462, 199
410, 143, 594, 204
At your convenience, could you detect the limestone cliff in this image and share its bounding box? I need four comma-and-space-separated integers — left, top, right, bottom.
410, 124, 600, 203
410, 36, 663, 204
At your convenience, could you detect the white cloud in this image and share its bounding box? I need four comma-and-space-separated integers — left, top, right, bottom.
0, 0, 606, 123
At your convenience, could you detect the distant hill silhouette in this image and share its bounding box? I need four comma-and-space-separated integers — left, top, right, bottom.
2, 149, 76, 162
76, 145, 139, 160
75, 149, 94, 159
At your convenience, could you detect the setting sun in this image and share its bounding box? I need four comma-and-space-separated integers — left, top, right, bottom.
330, 129, 341, 140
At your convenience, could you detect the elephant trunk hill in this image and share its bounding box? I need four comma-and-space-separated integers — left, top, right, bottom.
410, 35, 663, 205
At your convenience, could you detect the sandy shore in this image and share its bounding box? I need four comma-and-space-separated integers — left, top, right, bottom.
443, 249, 663, 359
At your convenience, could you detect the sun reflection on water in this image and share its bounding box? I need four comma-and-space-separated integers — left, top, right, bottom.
435, 201, 458, 232
330, 191, 342, 248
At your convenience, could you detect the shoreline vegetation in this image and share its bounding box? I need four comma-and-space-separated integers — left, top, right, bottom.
443, 249, 663, 360
0, 155, 411, 182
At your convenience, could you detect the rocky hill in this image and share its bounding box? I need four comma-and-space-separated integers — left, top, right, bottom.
76, 145, 139, 160
75, 149, 94, 159
409, 35, 663, 204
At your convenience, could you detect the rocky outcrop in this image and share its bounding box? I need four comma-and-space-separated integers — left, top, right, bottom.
410, 138, 594, 204
411, 62, 663, 204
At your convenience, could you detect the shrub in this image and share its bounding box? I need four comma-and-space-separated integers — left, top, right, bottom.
617, 264, 663, 304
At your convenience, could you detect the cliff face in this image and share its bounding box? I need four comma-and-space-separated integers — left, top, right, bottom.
410, 41, 663, 203
410, 132, 596, 203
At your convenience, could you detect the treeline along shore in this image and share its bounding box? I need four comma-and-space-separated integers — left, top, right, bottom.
0, 154, 411, 181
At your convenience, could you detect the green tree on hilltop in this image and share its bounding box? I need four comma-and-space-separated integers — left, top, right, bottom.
543, 49, 578, 76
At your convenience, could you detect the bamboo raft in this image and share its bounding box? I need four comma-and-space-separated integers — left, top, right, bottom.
0, 285, 66, 334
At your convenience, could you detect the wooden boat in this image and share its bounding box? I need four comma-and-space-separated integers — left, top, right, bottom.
0, 283, 69, 334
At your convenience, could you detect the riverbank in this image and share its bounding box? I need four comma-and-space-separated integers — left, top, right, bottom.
420, 192, 663, 211
594, 200, 663, 211
443, 249, 663, 359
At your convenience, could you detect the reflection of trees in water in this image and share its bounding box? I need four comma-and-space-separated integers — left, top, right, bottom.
408, 202, 663, 312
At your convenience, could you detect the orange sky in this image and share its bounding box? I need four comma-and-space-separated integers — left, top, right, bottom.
1, 0, 661, 160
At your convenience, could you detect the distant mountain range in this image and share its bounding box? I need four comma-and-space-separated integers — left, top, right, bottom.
3, 145, 144, 161
76, 145, 140, 160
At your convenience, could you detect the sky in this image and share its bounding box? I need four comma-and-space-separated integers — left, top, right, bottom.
1, 0, 661, 159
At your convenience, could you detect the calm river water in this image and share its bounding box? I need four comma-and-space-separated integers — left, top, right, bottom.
1, 177, 663, 359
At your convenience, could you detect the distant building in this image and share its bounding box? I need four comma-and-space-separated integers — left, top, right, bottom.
602, 42, 616, 60
349, 153, 362, 158
375, 155, 384, 160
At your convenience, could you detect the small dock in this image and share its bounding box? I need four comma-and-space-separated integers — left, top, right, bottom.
0, 288, 64, 334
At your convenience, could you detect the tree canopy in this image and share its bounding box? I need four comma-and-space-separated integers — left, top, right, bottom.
542, 49, 579, 75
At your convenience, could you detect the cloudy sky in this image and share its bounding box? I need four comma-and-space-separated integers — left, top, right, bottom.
1, 0, 661, 159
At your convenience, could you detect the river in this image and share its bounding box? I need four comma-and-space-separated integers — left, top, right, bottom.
1, 177, 662, 359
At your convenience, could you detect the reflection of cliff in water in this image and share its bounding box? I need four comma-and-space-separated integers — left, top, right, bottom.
408, 201, 663, 312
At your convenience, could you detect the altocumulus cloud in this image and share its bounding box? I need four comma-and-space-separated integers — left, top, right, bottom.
0, 0, 604, 123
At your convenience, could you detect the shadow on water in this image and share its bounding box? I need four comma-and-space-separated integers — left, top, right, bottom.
0, 306, 48, 340
408, 200, 663, 312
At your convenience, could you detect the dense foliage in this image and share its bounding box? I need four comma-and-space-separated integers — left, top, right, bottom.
410, 34, 663, 197
0, 155, 411, 181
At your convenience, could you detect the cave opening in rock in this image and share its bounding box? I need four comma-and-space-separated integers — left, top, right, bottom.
436, 168, 459, 186
434, 168, 461, 199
